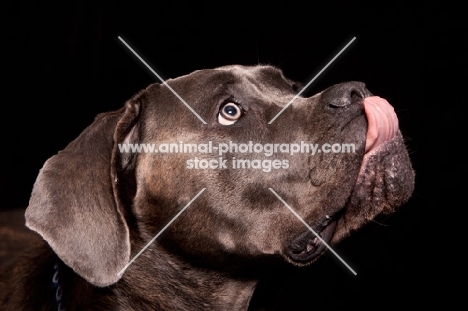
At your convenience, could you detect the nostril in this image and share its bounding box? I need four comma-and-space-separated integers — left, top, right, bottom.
325, 82, 372, 109
350, 90, 362, 102
327, 95, 352, 108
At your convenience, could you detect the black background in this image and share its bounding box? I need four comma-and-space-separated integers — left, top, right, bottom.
4, 2, 463, 310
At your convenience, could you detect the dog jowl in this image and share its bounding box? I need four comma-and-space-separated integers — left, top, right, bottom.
2, 65, 414, 310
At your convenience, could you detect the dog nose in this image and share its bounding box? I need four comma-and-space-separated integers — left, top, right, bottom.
326, 81, 373, 108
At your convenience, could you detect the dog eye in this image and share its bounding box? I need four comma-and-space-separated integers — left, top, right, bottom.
218, 102, 244, 125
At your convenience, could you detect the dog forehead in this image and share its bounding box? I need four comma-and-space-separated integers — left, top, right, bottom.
214, 64, 288, 82
212, 65, 297, 100
174, 64, 289, 85
159, 64, 296, 103
214, 64, 275, 74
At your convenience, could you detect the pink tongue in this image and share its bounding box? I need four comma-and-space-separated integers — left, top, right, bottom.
364, 96, 399, 154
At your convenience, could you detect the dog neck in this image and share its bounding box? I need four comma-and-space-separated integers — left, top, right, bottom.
113, 241, 260, 310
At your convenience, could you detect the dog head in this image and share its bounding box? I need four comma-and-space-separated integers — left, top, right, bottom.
25, 65, 414, 286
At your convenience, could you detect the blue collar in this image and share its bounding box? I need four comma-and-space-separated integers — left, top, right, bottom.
52, 263, 66, 311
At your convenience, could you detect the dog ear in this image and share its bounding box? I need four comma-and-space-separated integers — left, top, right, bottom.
25, 97, 141, 287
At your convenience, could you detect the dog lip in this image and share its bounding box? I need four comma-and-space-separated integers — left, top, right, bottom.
286, 219, 337, 264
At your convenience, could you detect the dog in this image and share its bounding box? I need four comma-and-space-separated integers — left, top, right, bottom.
0, 65, 414, 310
